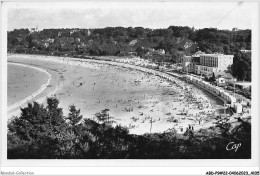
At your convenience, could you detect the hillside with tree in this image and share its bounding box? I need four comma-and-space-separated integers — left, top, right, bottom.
7, 26, 251, 81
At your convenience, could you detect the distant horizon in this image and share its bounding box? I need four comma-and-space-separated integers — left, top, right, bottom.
8, 25, 251, 32
7, 2, 253, 31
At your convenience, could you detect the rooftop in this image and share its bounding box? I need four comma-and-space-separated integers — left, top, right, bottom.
192, 51, 205, 57
201, 53, 234, 57
235, 82, 251, 86
213, 71, 234, 79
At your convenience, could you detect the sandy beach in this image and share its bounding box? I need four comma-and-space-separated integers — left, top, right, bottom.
7, 54, 225, 134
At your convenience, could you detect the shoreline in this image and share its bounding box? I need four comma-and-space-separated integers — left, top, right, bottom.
7, 62, 52, 112
7, 53, 248, 106
7, 54, 231, 134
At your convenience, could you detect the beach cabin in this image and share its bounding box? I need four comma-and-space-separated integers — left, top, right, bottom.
204, 82, 211, 89
215, 87, 221, 95
209, 85, 215, 92
234, 103, 243, 113
229, 96, 237, 107
219, 89, 224, 96
216, 77, 226, 86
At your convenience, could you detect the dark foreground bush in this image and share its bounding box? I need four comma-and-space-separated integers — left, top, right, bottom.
7, 97, 251, 159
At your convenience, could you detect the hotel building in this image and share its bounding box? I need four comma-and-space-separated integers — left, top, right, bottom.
195, 53, 233, 77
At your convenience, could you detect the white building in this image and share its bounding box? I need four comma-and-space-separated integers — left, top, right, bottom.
30, 26, 39, 33
195, 53, 233, 77
240, 50, 251, 53
234, 103, 243, 113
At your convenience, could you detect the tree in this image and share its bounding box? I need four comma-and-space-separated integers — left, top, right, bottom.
231, 51, 251, 81
94, 109, 115, 124
66, 105, 83, 126
7, 97, 251, 159
135, 46, 148, 58
8, 26, 251, 58
7, 96, 71, 158
209, 73, 216, 83
168, 26, 193, 38
134, 27, 146, 38
223, 45, 231, 54
157, 37, 177, 53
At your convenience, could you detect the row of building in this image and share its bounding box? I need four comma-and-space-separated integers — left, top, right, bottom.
183, 74, 245, 113
177, 51, 234, 79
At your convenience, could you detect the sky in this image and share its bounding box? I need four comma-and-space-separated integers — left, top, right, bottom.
7, 1, 254, 31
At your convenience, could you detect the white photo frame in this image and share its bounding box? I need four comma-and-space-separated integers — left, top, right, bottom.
1, 0, 259, 175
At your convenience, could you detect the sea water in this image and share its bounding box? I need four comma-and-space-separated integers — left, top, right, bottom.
8, 63, 49, 106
